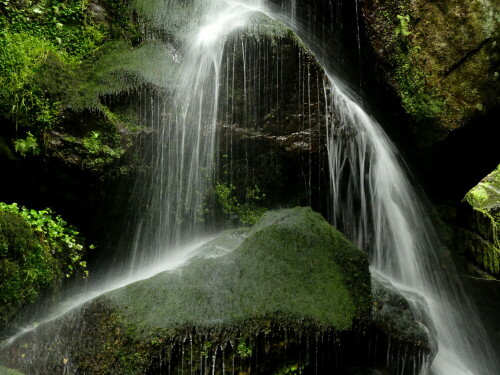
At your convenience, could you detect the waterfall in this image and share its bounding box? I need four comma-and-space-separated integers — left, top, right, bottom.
3, 1, 497, 374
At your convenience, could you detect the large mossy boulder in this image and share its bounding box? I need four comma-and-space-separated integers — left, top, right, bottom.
1, 208, 435, 374
107, 207, 371, 331
1, 207, 375, 374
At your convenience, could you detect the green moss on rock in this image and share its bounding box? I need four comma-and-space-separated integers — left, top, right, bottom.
362, 0, 500, 132
0, 0, 159, 175
105, 207, 370, 334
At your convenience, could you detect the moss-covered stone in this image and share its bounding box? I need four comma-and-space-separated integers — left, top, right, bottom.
109, 207, 370, 332
461, 165, 500, 278
361, 0, 500, 138
1, 207, 374, 374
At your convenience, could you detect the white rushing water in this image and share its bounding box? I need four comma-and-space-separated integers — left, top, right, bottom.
4, 237, 212, 345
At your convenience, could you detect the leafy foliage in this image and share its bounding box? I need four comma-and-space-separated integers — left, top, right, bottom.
0, 30, 61, 130
275, 363, 304, 375
236, 340, 253, 358
14, 131, 41, 156
1, 0, 107, 60
395, 14, 411, 37
0, 0, 140, 171
0, 0, 109, 131
0, 202, 91, 326
215, 182, 267, 225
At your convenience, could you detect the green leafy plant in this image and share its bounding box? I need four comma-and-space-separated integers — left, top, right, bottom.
275, 363, 303, 375
0, 202, 91, 277
0, 0, 128, 136
0, 202, 92, 325
395, 14, 411, 37
201, 341, 213, 358
215, 183, 267, 225
236, 340, 253, 358
14, 132, 41, 156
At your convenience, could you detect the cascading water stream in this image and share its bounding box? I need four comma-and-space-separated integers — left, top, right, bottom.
323, 75, 495, 375
2, 0, 264, 346
127, 0, 264, 271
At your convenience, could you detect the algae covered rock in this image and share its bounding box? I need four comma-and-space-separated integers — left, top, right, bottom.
107, 207, 371, 331
1, 207, 372, 374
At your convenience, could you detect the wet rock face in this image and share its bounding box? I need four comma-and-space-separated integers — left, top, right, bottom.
357, 0, 500, 201
0, 208, 434, 375
370, 273, 437, 373
216, 23, 331, 211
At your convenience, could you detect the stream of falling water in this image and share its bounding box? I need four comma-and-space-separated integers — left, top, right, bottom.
127, 0, 264, 270
323, 75, 496, 375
